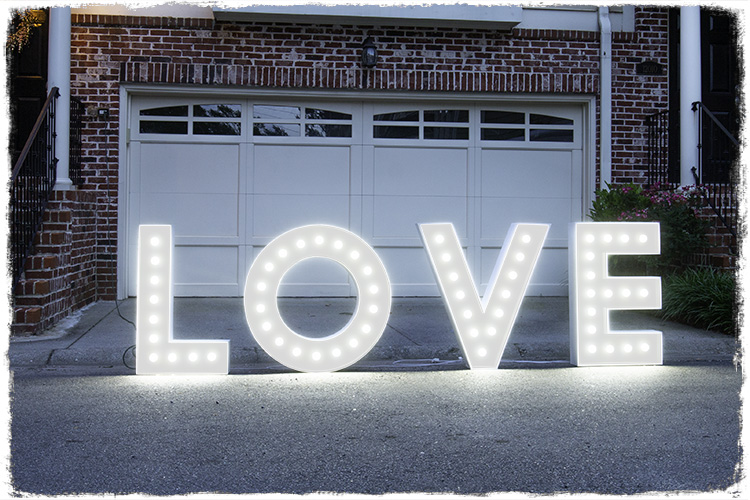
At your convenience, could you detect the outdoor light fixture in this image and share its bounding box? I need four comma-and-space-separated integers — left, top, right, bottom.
569, 222, 663, 366
361, 36, 378, 68
136, 225, 229, 375
419, 223, 549, 369
243, 224, 391, 373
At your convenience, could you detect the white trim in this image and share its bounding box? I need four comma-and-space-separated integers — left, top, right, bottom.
214, 4, 522, 30
121, 83, 598, 106
117, 86, 130, 300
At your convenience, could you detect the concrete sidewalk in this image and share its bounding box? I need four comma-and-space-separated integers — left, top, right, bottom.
8, 297, 739, 371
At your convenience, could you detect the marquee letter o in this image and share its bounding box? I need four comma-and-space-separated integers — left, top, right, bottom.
243, 225, 391, 372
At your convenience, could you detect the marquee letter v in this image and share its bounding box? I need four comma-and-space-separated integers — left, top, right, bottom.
418, 223, 549, 369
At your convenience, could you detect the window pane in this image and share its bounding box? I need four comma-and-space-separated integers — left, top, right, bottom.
481, 110, 524, 124
373, 125, 419, 139
530, 129, 574, 142
253, 123, 301, 137
424, 127, 469, 140
306, 108, 352, 120
374, 111, 419, 122
306, 124, 352, 138
194, 104, 242, 118
481, 128, 525, 141
253, 105, 301, 120
194, 122, 241, 135
530, 114, 574, 125
140, 105, 188, 117
424, 109, 469, 123
139, 121, 188, 134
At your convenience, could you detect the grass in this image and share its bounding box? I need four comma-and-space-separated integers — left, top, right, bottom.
660, 267, 737, 336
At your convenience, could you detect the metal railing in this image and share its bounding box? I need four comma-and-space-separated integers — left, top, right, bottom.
69, 96, 84, 187
646, 109, 674, 186
10, 87, 59, 286
692, 101, 738, 242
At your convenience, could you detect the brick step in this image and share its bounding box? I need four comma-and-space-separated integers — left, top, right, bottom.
12, 307, 43, 335
24, 254, 60, 271
14, 278, 51, 297
34, 230, 70, 247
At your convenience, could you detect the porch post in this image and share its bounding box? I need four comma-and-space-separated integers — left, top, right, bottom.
679, 6, 701, 186
48, 6, 73, 190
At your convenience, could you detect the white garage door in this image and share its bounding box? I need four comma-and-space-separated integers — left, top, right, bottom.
126, 95, 584, 297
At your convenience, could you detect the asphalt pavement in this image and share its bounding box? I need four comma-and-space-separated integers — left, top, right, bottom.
8, 297, 739, 371
8, 298, 743, 497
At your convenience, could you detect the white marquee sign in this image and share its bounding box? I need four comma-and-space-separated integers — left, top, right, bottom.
136, 222, 663, 375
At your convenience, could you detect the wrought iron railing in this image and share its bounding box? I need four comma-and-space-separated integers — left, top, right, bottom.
646, 109, 673, 186
69, 96, 84, 187
10, 87, 59, 286
692, 101, 738, 242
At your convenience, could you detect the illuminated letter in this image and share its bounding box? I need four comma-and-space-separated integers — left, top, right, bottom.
136, 225, 229, 375
419, 223, 549, 369
569, 222, 662, 366
244, 225, 391, 373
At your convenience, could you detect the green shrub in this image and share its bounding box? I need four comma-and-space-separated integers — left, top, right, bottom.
661, 267, 737, 335
589, 182, 710, 272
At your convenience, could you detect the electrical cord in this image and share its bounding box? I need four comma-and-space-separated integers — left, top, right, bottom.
102, 186, 137, 369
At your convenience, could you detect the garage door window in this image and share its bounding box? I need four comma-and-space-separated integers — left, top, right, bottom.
253, 105, 352, 138
139, 103, 241, 136
481, 110, 574, 143
374, 109, 469, 140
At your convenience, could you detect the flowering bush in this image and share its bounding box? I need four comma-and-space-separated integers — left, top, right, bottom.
589, 182, 709, 271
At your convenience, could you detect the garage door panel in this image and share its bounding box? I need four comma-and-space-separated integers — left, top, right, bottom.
480, 198, 571, 244
375, 246, 438, 286
479, 248, 567, 297
373, 148, 467, 196
140, 143, 240, 194
254, 145, 350, 195
141, 193, 239, 238
173, 246, 240, 296
251, 194, 350, 238
481, 150, 573, 198
128, 96, 586, 299
372, 196, 468, 239
275, 257, 352, 297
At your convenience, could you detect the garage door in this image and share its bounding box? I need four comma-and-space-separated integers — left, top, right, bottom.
126, 95, 584, 297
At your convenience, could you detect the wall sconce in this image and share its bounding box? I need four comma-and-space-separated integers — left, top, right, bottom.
361, 36, 378, 68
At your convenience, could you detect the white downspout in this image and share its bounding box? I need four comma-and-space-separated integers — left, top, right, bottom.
598, 7, 612, 189
679, 6, 702, 186
48, 6, 73, 190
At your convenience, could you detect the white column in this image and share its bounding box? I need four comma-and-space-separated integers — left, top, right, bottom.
598, 7, 612, 189
48, 6, 73, 190
680, 6, 702, 186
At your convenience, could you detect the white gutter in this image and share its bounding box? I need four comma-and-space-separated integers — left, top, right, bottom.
598, 7, 612, 189
679, 6, 702, 186
48, 6, 73, 191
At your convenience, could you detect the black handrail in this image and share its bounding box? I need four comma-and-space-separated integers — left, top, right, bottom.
646, 110, 672, 186
11, 87, 59, 180
692, 167, 737, 240
69, 96, 84, 187
692, 101, 739, 147
691, 101, 738, 244
10, 87, 59, 286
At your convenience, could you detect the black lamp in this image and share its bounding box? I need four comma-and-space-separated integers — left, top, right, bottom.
361, 36, 378, 68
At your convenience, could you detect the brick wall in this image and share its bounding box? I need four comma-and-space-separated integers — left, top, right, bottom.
610, 8, 670, 185
13, 191, 98, 335
68, 7, 670, 301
